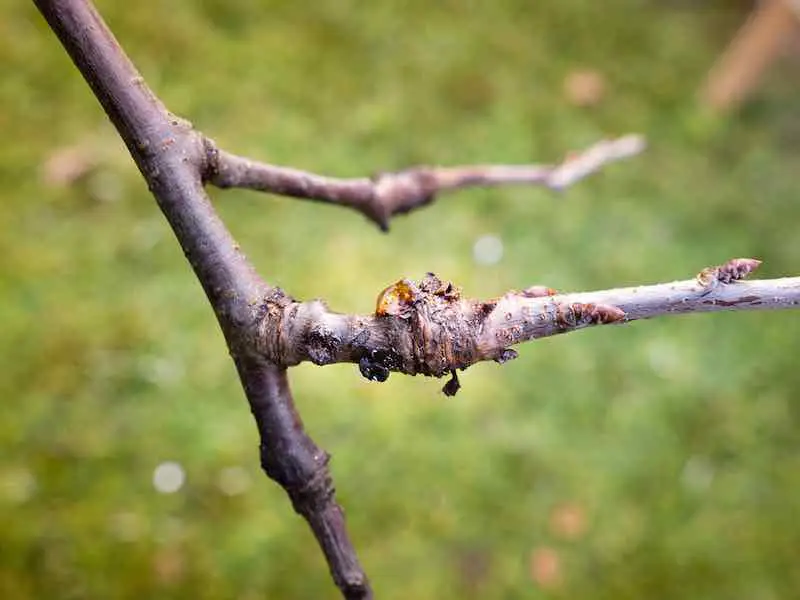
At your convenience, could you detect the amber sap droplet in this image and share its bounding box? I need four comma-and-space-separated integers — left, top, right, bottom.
375, 279, 417, 316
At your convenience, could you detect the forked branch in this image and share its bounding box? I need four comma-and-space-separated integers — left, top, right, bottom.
203, 134, 646, 231
31, 0, 800, 598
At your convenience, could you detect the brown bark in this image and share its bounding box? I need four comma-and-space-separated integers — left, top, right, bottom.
204, 135, 644, 231
31, 1, 800, 597
33, 1, 371, 597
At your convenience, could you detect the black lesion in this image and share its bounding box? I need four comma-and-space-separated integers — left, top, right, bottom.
305, 327, 341, 366
357, 348, 401, 383
359, 356, 390, 382
442, 369, 461, 397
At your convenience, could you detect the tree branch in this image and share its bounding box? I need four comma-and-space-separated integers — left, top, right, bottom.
36, 0, 794, 596
256, 259, 798, 395
34, 1, 372, 597
234, 357, 371, 598
203, 134, 646, 231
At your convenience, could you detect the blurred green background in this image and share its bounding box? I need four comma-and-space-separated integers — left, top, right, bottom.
2, 0, 799, 598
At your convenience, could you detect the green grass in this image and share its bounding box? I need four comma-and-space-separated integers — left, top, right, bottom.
1, 1, 799, 598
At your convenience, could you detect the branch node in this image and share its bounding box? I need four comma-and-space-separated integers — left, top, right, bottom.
697, 257, 762, 290
372, 168, 439, 226
201, 137, 221, 184
288, 452, 335, 514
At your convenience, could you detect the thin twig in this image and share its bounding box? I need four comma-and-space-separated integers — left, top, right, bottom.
203, 134, 646, 231
477, 259, 795, 348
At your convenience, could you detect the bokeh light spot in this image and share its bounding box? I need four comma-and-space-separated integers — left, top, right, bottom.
153, 461, 185, 494
217, 466, 252, 496
473, 234, 503, 266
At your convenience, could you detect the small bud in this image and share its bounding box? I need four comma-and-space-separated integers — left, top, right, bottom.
697, 258, 761, 289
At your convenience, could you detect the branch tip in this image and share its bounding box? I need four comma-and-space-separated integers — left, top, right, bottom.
697, 257, 762, 289
201, 136, 221, 184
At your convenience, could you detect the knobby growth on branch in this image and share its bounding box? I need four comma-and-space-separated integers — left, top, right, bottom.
257, 258, 799, 396
33, 1, 800, 598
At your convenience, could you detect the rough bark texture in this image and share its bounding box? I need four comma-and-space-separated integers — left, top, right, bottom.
256, 260, 800, 395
